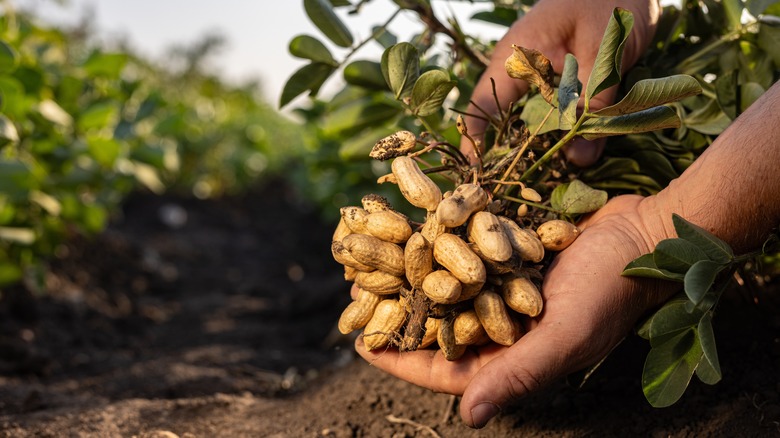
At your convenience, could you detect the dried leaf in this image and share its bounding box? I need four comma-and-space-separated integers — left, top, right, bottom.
505, 45, 555, 104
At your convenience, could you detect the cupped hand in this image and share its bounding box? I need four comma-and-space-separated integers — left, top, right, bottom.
462, 0, 660, 166
355, 195, 677, 428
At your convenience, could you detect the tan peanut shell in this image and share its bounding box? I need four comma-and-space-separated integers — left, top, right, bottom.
498, 216, 545, 263
391, 156, 442, 211
459, 282, 485, 302
340, 206, 369, 234
474, 290, 518, 346
453, 309, 487, 345
369, 130, 417, 160
337, 288, 382, 334
331, 241, 375, 272
361, 194, 393, 213
433, 233, 486, 286
333, 217, 351, 243
438, 316, 467, 361
404, 232, 433, 289
421, 270, 462, 304
516, 203, 529, 217
355, 270, 405, 295
421, 211, 445, 242
420, 317, 440, 348
435, 183, 489, 228
467, 211, 513, 262
344, 265, 358, 282
365, 210, 412, 244
342, 233, 405, 277
536, 219, 580, 251
520, 187, 542, 203
363, 299, 407, 351
470, 242, 522, 276
377, 173, 397, 184
501, 275, 543, 317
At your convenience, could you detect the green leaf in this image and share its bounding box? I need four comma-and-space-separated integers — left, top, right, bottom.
0, 261, 22, 287
77, 102, 119, 132
87, 137, 122, 168
552, 179, 607, 214
558, 54, 580, 130
550, 183, 568, 212
654, 238, 710, 273
381, 43, 420, 100
410, 69, 456, 117
0, 114, 19, 147
304, 0, 354, 48
83, 52, 127, 79
740, 82, 765, 112
582, 157, 640, 180
0, 40, 20, 74
343, 60, 387, 90
645, 298, 705, 345
695, 312, 722, 384
372, 26, 397, 49
757, 25, 780, 67
722, 0, 744, 30
82, 203, 108, 233
279, 62, 335, 108
672, 214, 734, 263
592, 75, 701, 116
471, 7, 518, 27
715, 71, 738, 119
289, 35, 337, 65
622, 253, 685, 281
585, 8, 634, 101
685, 99, 731, 135
0, 160, 35, 200
748, 0, 777, 15
321, 97, 401, 138
683, 260, 723, 305
632, 150, 679, 185
579, 106, 680, 140
643, 329, 702, 407
519, 93, 559, 134
339, 126, 397, 160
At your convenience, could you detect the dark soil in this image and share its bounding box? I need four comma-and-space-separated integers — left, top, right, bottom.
1, 179, 779, 437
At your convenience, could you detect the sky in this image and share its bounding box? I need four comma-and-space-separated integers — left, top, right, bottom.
12, 0, 507, 109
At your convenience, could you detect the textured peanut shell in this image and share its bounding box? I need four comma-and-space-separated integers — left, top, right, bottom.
421, 211, 446, 242
355, 270, 405, 295
420, 317, 440, 348
501, 275, 543, 317
470, 242, 523, 276
438, 316, 467, 361
361, 194, 393, 213
498, 216, 545, 263
433, 233, 486, 286
342, 234, 405, 277
331, 241, 375, 272
344, 265, 358, 282
453, 309, 487, 345
391, 156, 442, 211
404, 232, 433, 289
467, 211, 513, 262
520, 187, 542, 203
365, 210, 412, 244
421, 270, 462, 304
474, 290, 518, 346
340, 206, 369, 234
536, 220, 580, 251
435, 183, 488, 228
363, 299, 407, 351
332, 217, 352, 243
338, 289, 382, 334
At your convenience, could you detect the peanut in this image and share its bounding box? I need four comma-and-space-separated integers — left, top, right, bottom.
501, 275, 543, 317
331, 241, 375, 272
420, 317, 440, 348
421, 270, 462, 304
433, 233, 486, 286
365, 210, 412, 244
391, 156, 442, 211
344, 265, 358, 281
342, 233, 405, 276
474, 290, 518, 346
453, 309, 487, 345
355, 270, 405, 295
369, 130, 417, 160
470, 242, 522, 275
404, 232, 433, 290
361, 194, 393, 213
340, 206, 369, 234
435, 183, 488, 227
377, 173, 398, 184
363, 299, 407, 351
520, 187, 542, 203
332, 217, 351, 242
338, 288, 382, 334
536, 219, 580, 251
420, 211, 445, 242
438, 315, 467, 361
467, 211, 513, 262
498, 216, 545, 263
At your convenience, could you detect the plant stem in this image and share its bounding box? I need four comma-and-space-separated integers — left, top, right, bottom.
519, 112, 587, 182
339, 9, 402, 68
676, 23, 755, 74
500, 195, 556, 213
492, 106, 555, 195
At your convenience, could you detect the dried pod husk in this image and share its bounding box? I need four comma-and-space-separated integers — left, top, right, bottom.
438, 315, 467, 361
420, 317, 440, 348
422, 270, 462, 304
355, 270, 405, 295
369, 130, 417, 160
453, 309, 487, 345
342, 234, 405, 276
341, 206, 369, 234
433, 233, 487, 286
421, 211, 446, 242
498, 216, 545, 263
467, 211, 513, 262
474, 290, 518, 346
404, 232, 433, 290
536, 220, 580, 251
435, 183, 489, 227
377, 173, 398, 184
333, 217, 352, 242
363, 299, 407, 351
338, 288, 382, 334
391, 156, 442, 211
344, 265, 358, 282
365, 210, 412, 244
331, 241, 375, 272
361, 194, 394, 213
501, 275, 543, 317
520, 187, 542, 203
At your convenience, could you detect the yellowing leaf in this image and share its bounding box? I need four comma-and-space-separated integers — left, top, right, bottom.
505, 45, 555, 104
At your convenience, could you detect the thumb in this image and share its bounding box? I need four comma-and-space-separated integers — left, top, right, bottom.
459, 323, 587, 428
563, 89, 617, 167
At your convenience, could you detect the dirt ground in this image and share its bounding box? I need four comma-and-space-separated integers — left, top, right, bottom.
0, 180, 779, 437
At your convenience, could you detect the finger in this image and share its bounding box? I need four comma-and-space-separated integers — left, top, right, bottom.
354, 336, 507, 395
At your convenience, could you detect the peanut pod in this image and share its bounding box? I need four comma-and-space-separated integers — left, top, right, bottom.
536, 219, 580, 251
332, 217, 352, 243
363, 299, 407, 351
520, 187, 542, 203
498, 216, 545, 263
365, 210, 412, 244
433, 233, 486, 286
355, 270, 405, 295
453, 309, 487, 345
474, 290, 518, 346
361, 194, 393, 213
342, 233, 405, 277
340, 206, 369, 234
470, 242, 523, 276
391, 156, 442, 211
331, 241, 375, 272
404, 232, 433, 290
338, 288, 382, 335
421, 211, 446, 242
420, 317, 440, 348
438, 315, 467, 361
421, 270, 462, 304
344, 265, 358, 282
435, 183, 488, 228
501, 275, 543, 317
369, 130, 417, 160
467, 211, 513, 262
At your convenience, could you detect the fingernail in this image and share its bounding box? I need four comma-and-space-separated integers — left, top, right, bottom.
470, 402, 500, 429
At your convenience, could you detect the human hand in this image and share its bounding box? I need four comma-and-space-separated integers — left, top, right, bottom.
355, 194, 676, 428
462, 0, 660, 166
